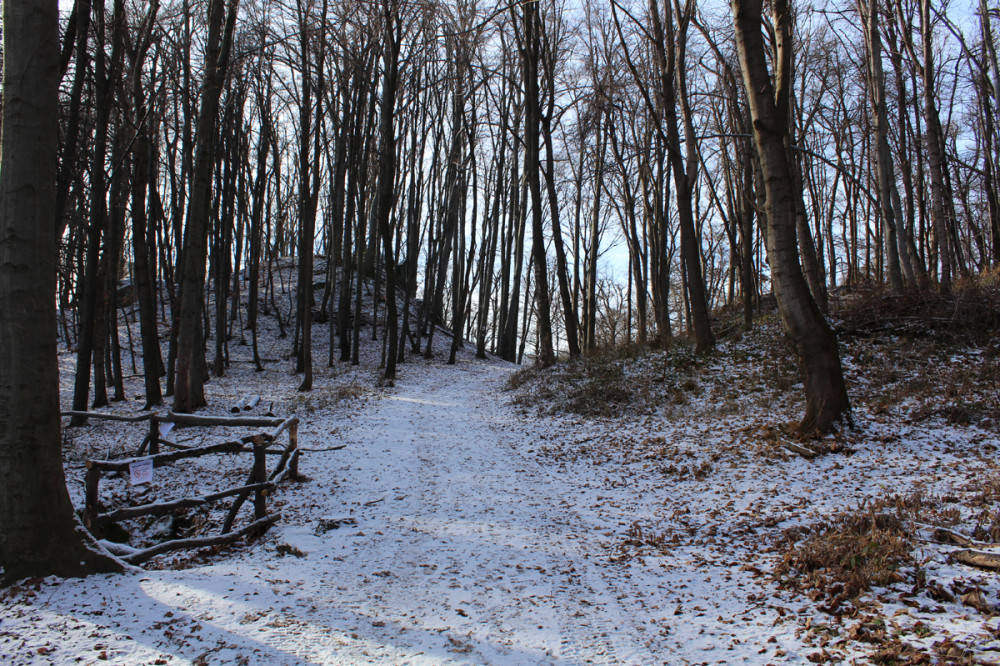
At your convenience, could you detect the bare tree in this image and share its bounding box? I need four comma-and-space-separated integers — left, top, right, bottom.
731, 0, 850, 432
0, 0, 122, 583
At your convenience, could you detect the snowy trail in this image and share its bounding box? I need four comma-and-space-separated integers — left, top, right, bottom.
0, 359, 650, 664
269, 358, 662, 664
1, 356, 799, 664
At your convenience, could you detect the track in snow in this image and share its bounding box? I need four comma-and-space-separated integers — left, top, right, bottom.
1, 356, 770, 664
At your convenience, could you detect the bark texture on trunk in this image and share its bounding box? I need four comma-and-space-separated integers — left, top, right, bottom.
732, 0, 850, 432
518, 0, 555, 367
860, 0, 905, 292
0, 0, 122, 583
650, 0, 714, 354
375, 0, 400, 378
173, 0, 237, 412
129, 2, 163, 409
919, 0, 952, 289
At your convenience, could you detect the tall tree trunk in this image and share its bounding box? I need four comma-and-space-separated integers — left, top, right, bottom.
499, 93, 526, 363
660, 0, 714, 353
70, 0, 123, 424
55, 0, 91, 241
918, 0, 952, 289
339, 71, 366, 362
375, 0, 401, 378
859, 0, 905, 292
0, 0, 122, 584
294, 0, 322, 390
732, 0, 850, 432
128, 1, 162, 408
173, 0, 237, 412
446, 31, 474, 366
884, 18, 928, 282
740, 106, 756, 329
213, 97, 238, 378
789, 143, 828, 310
540, 26, 580, 359
585, 118, 606, 353
247, 80, 272, 372
981, 0, 1000, 265
477, 114, 506, 359
517, 0, 555, 367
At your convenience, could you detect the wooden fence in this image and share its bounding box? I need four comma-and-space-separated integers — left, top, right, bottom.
64, 410, 301, 565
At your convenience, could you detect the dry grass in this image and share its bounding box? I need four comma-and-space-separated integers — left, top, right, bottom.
506, 323, 796, 420
292, 382, 367, 413
959, 472, 1000, 542
506, 344, 705, 418
844, 330, 1000, 427
834, 269, 1000, 344
831, 273, 1000, 428
775, 494, 925, 604
331, 382, 366, 402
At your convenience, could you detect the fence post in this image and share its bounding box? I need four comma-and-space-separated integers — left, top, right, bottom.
84, 464, 101, 529
252, 436, 267, 519
149, 416, 159, 455
288, 420, 300, 480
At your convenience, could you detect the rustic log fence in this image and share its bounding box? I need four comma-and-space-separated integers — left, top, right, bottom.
63, 410, 301, 565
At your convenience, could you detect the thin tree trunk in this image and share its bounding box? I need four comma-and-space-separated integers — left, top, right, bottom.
55, 0, 91, 241
517, 0, 555, 367
860, 0, 905, 291
918, 0, 953, 289
174, 0, 238, 412
70, 0, 123, 424
375, 0, 401, 378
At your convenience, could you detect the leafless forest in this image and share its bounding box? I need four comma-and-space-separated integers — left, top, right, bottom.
16, 0, 990, 435
3, 2, 1000, 653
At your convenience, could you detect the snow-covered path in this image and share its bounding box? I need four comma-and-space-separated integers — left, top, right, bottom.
271, 358, 658, 664
3, 357, 794, 664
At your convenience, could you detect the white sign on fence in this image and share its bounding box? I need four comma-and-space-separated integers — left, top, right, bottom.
158, 421, 175, 440
129, 458, 154, 486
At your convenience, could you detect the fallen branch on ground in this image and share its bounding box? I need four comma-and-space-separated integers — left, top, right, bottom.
951, 548, 1000, 571
784, 442, 819, 459
120, 513, 279, 565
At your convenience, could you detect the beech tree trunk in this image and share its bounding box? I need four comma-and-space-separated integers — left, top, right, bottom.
651, 0, 714, 354
732, 0, 850, 432
540, 19, 580, 359
129, 1, 162, 409
173, 0, 237, 412
375, 0, 401, 378
294, 0, 323, 390
517, 0, 555, 367
859, 0, 905, 292
498, 74, 527, 363
919, 0, 952, 290
0, 0, 122, 584
70, 0, 123, 424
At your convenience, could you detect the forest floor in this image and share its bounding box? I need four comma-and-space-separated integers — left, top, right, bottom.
1, 267, 1000, 665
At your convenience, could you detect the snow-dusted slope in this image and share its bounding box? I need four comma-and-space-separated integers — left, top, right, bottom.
1, 353, 803, 664
3, 269, 999, 664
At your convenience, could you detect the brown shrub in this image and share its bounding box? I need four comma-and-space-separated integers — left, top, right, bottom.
834, 271, 1000, 344
775, 496, 920, 602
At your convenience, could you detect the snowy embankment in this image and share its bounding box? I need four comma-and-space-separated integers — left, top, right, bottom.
2, 271, 999, 664
2, 351, 800, 664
